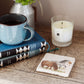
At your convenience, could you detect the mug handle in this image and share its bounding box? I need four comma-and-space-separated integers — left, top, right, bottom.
24, 24, 34, 41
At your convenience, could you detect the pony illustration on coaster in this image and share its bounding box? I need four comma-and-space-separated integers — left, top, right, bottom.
36, 53, 75, 77
41, 60, 72, 73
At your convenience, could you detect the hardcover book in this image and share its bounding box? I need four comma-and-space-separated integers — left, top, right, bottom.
0, 32, 47, 59
36, 53, 75, 77
0, 47, 46, 67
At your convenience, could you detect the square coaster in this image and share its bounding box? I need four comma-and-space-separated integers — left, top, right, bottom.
36, 53, 75, 77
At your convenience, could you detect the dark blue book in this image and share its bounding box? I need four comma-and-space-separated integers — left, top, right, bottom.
0, 32, 48, 59
0, 47, 46, 67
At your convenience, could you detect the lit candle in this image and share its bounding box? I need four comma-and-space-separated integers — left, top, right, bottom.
51, 20, 74, 46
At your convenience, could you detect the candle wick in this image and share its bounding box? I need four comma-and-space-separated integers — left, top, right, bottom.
61, 22, 63, 24
61, 22, 63, 29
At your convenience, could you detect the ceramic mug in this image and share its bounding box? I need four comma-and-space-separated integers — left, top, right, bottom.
0, 13, 34, 45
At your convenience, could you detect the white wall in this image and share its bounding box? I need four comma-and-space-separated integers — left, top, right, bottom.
33, 0, 84, 31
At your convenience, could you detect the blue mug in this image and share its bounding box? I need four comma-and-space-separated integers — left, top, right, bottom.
0, 13, 34, 45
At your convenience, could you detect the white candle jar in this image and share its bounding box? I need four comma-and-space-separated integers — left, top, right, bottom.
51, 15, 74, 47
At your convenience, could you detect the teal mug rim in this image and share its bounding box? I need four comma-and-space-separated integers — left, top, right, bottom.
0, 13, 27, 26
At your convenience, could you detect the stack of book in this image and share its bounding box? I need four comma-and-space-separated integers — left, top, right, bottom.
0, 32, 50, 67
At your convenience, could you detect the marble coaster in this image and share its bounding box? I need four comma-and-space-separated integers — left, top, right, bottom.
36, 53, 75, 77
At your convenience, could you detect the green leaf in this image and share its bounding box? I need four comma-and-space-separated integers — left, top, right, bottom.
15, 0, 36, 5
16, 0, 22, 3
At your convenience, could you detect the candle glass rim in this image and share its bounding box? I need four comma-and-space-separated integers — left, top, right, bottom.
51, 15, 74, 25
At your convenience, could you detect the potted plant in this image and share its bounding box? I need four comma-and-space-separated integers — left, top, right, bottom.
10, 0, 42, 29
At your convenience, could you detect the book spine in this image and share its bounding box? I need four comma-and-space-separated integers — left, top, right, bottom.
0, 41, 46, 58
0, 47, 45, 67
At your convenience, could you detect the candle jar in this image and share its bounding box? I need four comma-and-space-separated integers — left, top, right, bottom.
51, 15, 74, 47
